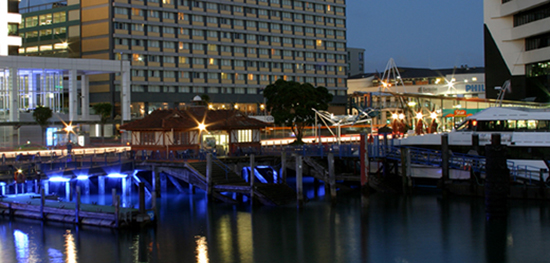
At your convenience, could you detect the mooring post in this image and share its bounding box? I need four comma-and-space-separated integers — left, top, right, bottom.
206, 153, 213, 200
280, 151, 287, 184
250, 154, 255, 204
40, 188, 45, 220
400, 147, 411, 194
139, 182, 145, 214
328, 153, 336, 201
296, 155, 303, 205
485, 133, 509, 220
441, 134, 450, 191
75, 186, 81, 224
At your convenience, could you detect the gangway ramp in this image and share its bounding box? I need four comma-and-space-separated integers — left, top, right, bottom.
143, 160, 296, 206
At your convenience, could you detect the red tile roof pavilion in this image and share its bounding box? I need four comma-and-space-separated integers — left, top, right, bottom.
121, 107, 267, 131
121, 107, 268, 156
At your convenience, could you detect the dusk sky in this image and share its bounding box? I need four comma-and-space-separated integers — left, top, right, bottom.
347, 0, 484, 73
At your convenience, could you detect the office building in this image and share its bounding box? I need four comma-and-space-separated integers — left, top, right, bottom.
347, 47, 364, 76
484, 0, 550, 102
20, 0, 349, 118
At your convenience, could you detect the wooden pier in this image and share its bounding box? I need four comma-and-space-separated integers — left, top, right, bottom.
0, 191, 153, 228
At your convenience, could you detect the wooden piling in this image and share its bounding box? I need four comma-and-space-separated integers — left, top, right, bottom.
472, 133, 480, 154
485, 133, 509, 220
40, 188, 45, 220
115, 195, 120, 228
540, 169, 547, 199
152, 166, 160, 198
206, 153, 213, 199
296, 155, 303, 205
281, 152, 287, 184
98, 176, 105, 195
112, 188, 117, 206
360, 133, 370, 194
160, 173, 168, 194
328, 153, 336, 201
441, 134, 450, 191
250, 154, 255, 204
400, 147, 412, 194
139, 182, 145, 214
75, 186, 81, 224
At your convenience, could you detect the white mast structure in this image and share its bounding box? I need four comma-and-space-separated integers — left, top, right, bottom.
312, 108, 376, 144
380, 58, 406, 94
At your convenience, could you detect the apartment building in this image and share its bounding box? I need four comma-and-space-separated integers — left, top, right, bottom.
21, 0, 348, 118
484, 0, 550, 102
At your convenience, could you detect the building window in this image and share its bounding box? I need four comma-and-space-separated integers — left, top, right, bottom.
526, 32, 550, 51
514, 3, 550, 27
526, 61, 550, 77
237, 130, 252, 142
53, 12, 66, 23
140, 132, 156, 145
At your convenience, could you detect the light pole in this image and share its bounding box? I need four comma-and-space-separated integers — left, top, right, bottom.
120, 52, 124, 145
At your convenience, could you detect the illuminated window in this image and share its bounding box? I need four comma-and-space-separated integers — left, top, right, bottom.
316, 40, 323, 46
40, 45, 52, 51
54, 43, 68, 49
238, 130, 252, 142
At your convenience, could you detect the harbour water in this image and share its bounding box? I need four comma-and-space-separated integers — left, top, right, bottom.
1, 180, 550, 263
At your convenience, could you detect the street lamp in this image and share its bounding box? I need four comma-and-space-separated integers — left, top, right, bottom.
120, 52, 125, 145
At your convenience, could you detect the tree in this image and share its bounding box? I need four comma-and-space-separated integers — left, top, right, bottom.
264, 79, 333, 144
92, 103, 113, 143
32, 105, 53, 146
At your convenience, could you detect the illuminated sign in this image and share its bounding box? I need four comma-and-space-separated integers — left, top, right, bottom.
465, 84, 485, 93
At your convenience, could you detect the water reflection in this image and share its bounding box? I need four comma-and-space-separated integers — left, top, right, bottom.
64, 229, 77, 263
0, 190, 549, 263
195, 235, 208, 263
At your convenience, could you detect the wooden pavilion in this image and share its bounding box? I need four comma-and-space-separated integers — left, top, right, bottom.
120, 107, 267, 156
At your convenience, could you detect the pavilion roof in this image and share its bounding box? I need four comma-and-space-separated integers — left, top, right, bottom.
121, 107, 268, 131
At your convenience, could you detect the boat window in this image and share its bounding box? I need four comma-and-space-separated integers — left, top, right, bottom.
517, 120, 527, 130
494, 120, 507, 131
537, 120, 550, 131
528, 120, 538, 130
455, 120, 470, 131
506, 120, 516, 131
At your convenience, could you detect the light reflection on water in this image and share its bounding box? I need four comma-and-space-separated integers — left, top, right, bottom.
0, 184, 549, 263
195, 235, 208, 263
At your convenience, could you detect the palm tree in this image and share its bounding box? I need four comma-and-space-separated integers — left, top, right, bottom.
32, 105, 53, 146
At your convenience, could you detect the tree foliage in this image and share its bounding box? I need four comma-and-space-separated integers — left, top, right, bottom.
92, 103, 113, 142
32, 105, 53, 145
92, 103, 112, 124
33, 105, 53, 127
264, 79, 333, 144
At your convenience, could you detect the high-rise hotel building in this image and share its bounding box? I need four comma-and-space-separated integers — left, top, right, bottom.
1, 0, 22, 56
19, 0, 348, 118
484, 0, 550, 102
